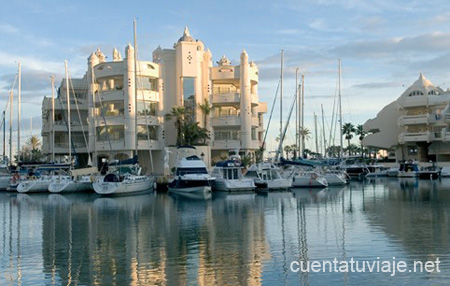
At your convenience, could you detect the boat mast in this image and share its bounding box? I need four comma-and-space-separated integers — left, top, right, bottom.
314, 113, 319, 155
51, 75, 55, 162
279, 49, 284, 159
133, 19, 139, 157
321, 104, 326, 157
90, 66, 97, 167
301, 74, 305, 157
338, 59, 343, 158
65, 61, 71, 167
17, 61, 21, 164
9, 90, 13, 166
2, 110, 5, 159
295, 68, 299, 157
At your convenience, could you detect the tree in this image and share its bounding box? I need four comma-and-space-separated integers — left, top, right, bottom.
15, 135, 44, 163
27, 135, 41, 151
197, 98, 212, 129
345, 143, 359, 156
299, 127, 311, 141
165, 106, 189, 146
326, 145, 341, 157
355, 124, 367, 157
283, 145, 292, 159
342, 123, 355, 152
183, 122, 210, 146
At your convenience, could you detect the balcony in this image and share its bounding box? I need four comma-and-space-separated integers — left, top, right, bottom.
137, 140, 162, 150
211, 140, 241, 150
251, 93, 259, 106
212, 93, 240, 105
95, 117, 124, 126
211, 116, 241, 127
94, 62, 124, 78
137, 116, 162, 126
397, 114, 436, 126
96, 140, 126, 151
397, 96, 428, 109
251, 116, 259, 127
99, 89, 124, 101
211, 66, 240, 81
398, 132, 431, 143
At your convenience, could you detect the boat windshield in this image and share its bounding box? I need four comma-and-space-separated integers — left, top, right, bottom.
224, 168, 241, 180
177, 168, 208, 175
244, 170, 259, 178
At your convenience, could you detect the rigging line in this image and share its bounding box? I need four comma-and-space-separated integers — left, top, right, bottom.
68, 74, 90, 164
262, 79, 281, 149
92, 75, 114, 154
329, 70, 339, 148
56, 93, 78, 161
135, 45, 154, 174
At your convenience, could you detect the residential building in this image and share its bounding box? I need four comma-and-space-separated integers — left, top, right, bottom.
363, 74, 450, 162
41, 28, 267, 174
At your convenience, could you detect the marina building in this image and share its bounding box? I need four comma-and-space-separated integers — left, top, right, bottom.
41, 28, 267, 174
363, 74, 450, 162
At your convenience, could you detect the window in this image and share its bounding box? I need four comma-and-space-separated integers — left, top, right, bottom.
214, 107, 240, 117
251, 128, 257, 140
137, 101, 158, 116
97, 101, 124, 117
182, 77, 196, 120
214, 129, 240, 140
428, 90, 440, 95
96, 125, 124, 141
137, 76, 158, 91
137, 125, 158, 140
213, 84, 239, 94
97, 77, 124, 92
408, 90, 424, 96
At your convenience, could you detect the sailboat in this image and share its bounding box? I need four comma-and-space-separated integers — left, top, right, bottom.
48, 63, 98, 193
93, 20, 155, 195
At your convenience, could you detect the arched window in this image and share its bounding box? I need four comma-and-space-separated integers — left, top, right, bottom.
408, 90, 424, 96
428, 90, 440, 95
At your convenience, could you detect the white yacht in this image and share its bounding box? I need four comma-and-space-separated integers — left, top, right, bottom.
244, 163, 291, 191
48, 167, 97, 193
211, 159, 256, 192
16, 164, 70, 193
324, 170, 348, 186
292, 169, 328, 188
398, 161, 419, 178
168, 149, 215, 194
93, 156, 155, 195
17, 175, 54, 193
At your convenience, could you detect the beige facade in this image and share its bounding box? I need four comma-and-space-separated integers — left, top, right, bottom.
41, 28, 267, 174
363, 74, 450, 162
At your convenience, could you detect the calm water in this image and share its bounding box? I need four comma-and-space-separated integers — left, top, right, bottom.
1, 178, 450, 285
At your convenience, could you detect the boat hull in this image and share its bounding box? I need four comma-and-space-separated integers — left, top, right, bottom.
17, 180, 51, 193
213, 179, 255, 192
255, 179, 291, 191
93, 177, 153, 195
292, 176, 328, 188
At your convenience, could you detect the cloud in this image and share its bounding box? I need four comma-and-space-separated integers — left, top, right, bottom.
276, 29, 299, 35
330, 32, 450, 59
352, 81, 401, 89
0, 24, 19, 34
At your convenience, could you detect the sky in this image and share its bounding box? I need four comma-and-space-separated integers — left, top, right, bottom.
1, 0, 450, 152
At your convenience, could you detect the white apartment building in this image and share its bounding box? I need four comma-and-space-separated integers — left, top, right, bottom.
363, 74, 450, 162
41, 28, 267, 174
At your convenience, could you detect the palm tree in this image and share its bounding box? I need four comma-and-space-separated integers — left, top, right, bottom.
27, 135, 41, 151
355, 124, 366, 157
197, 98, 212, 129
299, 127, 311, 141
284, 145, 292, 159
165, 106, 189, 146
342, 123, 355, 153
183, 122, 210, 146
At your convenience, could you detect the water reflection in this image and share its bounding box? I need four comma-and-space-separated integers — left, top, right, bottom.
1, 179, 450, 285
